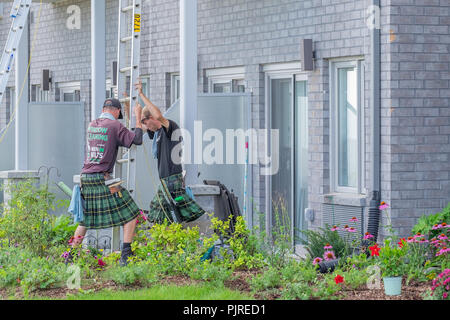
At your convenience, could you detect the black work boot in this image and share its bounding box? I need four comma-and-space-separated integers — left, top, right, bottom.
119, 246, 132, 267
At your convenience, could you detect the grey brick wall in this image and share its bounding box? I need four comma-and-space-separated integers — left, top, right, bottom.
380, 0, 450, 238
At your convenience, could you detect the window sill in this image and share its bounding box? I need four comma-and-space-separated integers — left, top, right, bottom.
322, 192, 367, 207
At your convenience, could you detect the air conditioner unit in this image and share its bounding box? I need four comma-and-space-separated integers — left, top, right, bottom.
322, 204, 366, 242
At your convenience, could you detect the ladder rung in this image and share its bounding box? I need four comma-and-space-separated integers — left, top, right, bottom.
121, 5, 134, 12
121, 36, 133, 43
116, 159, 129, 164
119, 97, 131, 104
119, 66, 132, 73
117, 158, 134, 164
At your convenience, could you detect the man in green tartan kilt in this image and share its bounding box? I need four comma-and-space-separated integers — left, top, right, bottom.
149, 173, 205, 224
69, 98, 144, 266
136, 80, 205, 224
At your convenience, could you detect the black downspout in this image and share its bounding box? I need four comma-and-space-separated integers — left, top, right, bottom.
367, 0, 381, 243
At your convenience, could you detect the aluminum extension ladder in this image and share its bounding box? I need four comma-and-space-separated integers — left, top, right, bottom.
0, 0, 31, 105
112, 0, 142, 251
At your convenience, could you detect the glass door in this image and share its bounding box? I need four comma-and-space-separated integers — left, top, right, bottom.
268, 75, 308, 245
270, 78, 293, 233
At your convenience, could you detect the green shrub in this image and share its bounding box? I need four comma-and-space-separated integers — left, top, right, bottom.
188, 260, 233, 285
250, 266, 282, 292
0, 179, 55, 256
211, 215, 265, 271
301, 224, 351, 261
412, 203, 450, 237
131, 221, 205, 275
280, 282, 312, 300
50, 214, 78, 247
105, 262, 159, 286
0, 246, 66, 292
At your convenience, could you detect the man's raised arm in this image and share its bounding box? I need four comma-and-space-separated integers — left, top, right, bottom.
135, 79, 170, 128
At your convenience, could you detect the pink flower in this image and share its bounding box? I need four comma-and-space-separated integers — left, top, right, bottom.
313, 257, 323, 265
139, 210, 148, 221
363, 232, 374, 240
379, 201, 389, 210
323, 251, 336, 261
97, 259, 106, 267
323, 243, 333, 250
346, 227, 357, 233
443, 292, 448, 299
330, 225, 339, 232
436, 247, 450, 257
438, 234, 448, 241
350, 217, 358, 223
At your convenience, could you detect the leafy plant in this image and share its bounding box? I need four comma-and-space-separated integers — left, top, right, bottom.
50, 214, 78, 246
0, 246, 66, 292
377, 239, 408, 277
250, 266, 282, 292
131, 221, 204, 275
188, 260, 232, 285
211, 215, 265, 271
0, 179, 56, 256
423, 269, 450, 300
301, 224, 351, 261
105, 262, 159, 286
412, 203, 450, 237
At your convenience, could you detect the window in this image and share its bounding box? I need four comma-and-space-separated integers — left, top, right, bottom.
5, 87, 14, 123
106, 79, 116, 99
56, 81, 80, 102
170, 73, 180, 105
206, 66, 245, 93
329, 59, 365, 194
138, 76, 150, 106
31, 84, 49, 102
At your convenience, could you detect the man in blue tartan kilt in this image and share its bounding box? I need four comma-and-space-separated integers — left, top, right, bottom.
136, 80, 206, 224
69, 98, 144, 266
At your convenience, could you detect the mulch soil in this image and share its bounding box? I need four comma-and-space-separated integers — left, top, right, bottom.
0, 271, 431, 300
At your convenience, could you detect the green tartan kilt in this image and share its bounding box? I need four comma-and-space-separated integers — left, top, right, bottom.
80, 173, 140, 229
148, 173, 205, 224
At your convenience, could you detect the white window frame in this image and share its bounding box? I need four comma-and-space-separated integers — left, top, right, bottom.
58, 81, 81, 102
137, 75, 150, 106
170, 73, 180, 105
206, 66, 246, 93
6, 87, 15, 123
31, 84, 49, 102
105, 79, 117, 99
329, 57, 365, 195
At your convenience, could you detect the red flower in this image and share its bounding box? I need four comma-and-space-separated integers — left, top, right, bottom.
369, 244, 381, 257
398, 238, 406, 248
334, 274, 344, 284
97, 259, 106, 267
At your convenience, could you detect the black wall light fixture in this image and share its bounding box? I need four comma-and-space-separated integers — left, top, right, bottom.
300, 39, 314, 71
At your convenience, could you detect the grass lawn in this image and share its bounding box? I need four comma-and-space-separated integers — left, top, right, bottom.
30, 283, 255, 300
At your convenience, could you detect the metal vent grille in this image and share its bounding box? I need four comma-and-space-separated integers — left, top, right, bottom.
323, 204, 365, 241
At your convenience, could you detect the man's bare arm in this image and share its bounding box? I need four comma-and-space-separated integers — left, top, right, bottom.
135, 79, 170, 128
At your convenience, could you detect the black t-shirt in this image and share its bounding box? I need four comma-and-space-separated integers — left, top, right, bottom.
148, 119, 183, 179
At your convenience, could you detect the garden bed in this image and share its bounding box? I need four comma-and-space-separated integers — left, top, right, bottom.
0, 181, 448, 301
0, 272, 433, 300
